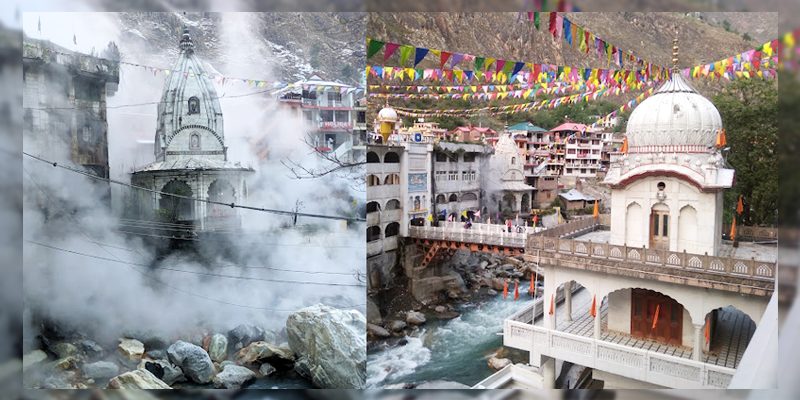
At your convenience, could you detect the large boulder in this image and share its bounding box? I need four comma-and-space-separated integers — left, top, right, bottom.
488, 356, 512, 371
367, 323, 390, 339
366, 298, 382, 324
234, 341, 295, 369
406, 311, 426, 326
118, 338, 145, 362
286, 304, 366, 389
213, 364, 256, 389
227, 324, 265, 353
82, 361, 119, 380
54, 343, 77, 359
22, 350, 48, 372
138, 359, 186, 385
106, 369, 171, 389
208, 334, 228, 363
166, 340, 215, 384
492, 278, 505, 291
388, 320, 407, 332
124, 329, 171, 350
80, 340, 104, 360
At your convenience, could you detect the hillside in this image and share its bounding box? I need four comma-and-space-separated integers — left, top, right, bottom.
366, 12, 777, 129
115, 12, 365, 86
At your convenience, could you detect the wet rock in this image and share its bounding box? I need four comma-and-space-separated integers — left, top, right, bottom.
118, 338, 145, 362
492, 278, 505, 291
83, 361, 119, 379
259, 363, 276, 377
406, 311, 426, 326
437, 311, 460, 319
397, 339, 408, 346
286, 304, 366, 389
388, 320, 407, 332
366, 298, 382, 325
166, 340, 215, 384
54, 343, 77, 359
367, 323, 390, 338
213, 364, 256, 389
146, 349, 166, 360
434, 306, 446, 313
488, 356, 512, 371
227, 324, 265, 353
50, 356, 77, 371
234, 341, 295, 369
487, 289, 498, 296
80, 340, 104, 360
447, 290, 459, 299
138, 358, 186, 385
208, 334, 228, 363
22, 350, 48, 372
106, 369, 172, 389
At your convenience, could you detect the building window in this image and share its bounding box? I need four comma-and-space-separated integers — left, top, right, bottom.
511, 157, 516, 164
302, 90, 317, 100
435, 171, 447, 182
190, 133, 201, 150
334, 110, 349, 122
448, 171, 458, 181
435, 153, 448, 162
188, 97, 200, 114
319, 110, 334, 122
327, 91, 342, 102
463, 152, 475, 162
81, 126, 91, 142
73, 77, 100, 101
462, 171, 476, 181
367, 174, 380, 186
357, 111, 366, 123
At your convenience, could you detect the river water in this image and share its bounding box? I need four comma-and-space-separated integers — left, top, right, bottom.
366, 282, 539, 388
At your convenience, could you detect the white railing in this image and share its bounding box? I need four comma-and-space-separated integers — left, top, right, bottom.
408, 222, 538, 248
503, 307, 737, 389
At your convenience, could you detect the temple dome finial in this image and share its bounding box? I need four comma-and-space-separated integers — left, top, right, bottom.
179, 24, 194, 52
671, 33, 679, 74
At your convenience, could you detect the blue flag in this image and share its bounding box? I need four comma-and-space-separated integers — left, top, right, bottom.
414, 48, 429, 67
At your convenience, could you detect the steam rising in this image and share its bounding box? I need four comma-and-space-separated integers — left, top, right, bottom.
22, 12, 365, 353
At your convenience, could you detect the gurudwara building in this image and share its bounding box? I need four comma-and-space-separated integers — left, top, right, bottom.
131, 26, 254, 230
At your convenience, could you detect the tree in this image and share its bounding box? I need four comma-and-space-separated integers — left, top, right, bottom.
722, 19, 732, 32
742, 32, 753, 42
712, 78, 778, 226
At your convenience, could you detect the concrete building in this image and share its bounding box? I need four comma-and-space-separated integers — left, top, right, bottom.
558, 188, 599, 211
130, 26, 254, 231
488, 133, 536, 217
450, 125, 497, 142
433, 142, 492, 222
23, 36, 120, 188
553, 122, 603, 178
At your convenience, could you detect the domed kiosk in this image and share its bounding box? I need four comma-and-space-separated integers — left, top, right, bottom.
603, 38, 734, 255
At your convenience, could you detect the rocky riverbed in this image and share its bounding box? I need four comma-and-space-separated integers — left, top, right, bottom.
23, 304, 366, 389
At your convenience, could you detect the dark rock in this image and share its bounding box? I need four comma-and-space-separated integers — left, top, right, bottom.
227, 324, 265, 353
146, 349, 166, 360
80, 340, 104, 360
397, 339, 408, 346
388, 320, 407, 332
259, 363, 276, 377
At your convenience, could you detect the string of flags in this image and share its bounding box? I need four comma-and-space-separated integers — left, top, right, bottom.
589, 87, 655, 129
368, 80, 593, 94
519, 0, 581, 12
680, 40, 779, 81
779, 29, 800, 71
368, 81, 642, 100
22, 43, 366, 96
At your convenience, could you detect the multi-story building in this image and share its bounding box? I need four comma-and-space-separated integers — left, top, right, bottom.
22, 36, 120, 207
450, 124, 497, 142
554, 122, 603, 178
278, 73, 365, 163
433, 142, 491, 222
399, 120, 447, 139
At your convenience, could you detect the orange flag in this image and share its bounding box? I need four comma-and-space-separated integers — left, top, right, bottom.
503, 279, 508, 300
549, 294, 554, 315
529, 278, 534, 296
715, 128, 722, 148
737, 196, 744, 215
514, 281, 519, 301
620, 136, 628, 153
720, 128, 727, 147
652, 304, 660, 330
731, 218, 736, 241
590, 295, 597, 318
592, 200, 599, 219
704, 315, 710, 344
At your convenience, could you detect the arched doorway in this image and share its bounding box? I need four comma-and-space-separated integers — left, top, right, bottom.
159, 180, 194, 221
521, 193, 530, 212
207, 179, 236, 218
631, 289, 683, 345
503, 193, 516, 212
650, 203, 670, 250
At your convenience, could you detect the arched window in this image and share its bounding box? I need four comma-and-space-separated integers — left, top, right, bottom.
367, 175, 381, 186
385, 222, 400, 238
511, 157, 516, 165
367, 201, 381, 213
462, 193, 478, 201
384, 174, 400, 185
190, 132, 201, 150
414, 196, 421, 210
367, 152, 380, 163
384, 152, 400, 163
188, 96, 200, 114
449, 194, 458, 202
385, 199, 401, 210
367, 226, 381, 242
436, 194, 447, 204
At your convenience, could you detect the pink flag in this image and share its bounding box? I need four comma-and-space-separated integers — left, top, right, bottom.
475, 210, 481, 219
448, 214, 453, 222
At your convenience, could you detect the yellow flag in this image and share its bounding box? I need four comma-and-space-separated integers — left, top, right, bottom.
427, 214, 434, 222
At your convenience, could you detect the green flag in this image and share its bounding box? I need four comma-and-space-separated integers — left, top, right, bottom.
367, 39, 385, 59
399, 45, 414, 66
475, 56, 486, 71
534, 12, 540, 30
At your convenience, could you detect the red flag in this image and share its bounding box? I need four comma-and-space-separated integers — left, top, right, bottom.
503, 279, 508, 299
590, 295, 596, 317
737, 196, 744, 215
549, 294, 554, 315
514, 281, 519, 301
440, 51, 452, 70
548, 12, 558, 38
652, 304, 660, 330
704, 315, 710, 344
383, 43, 400, 64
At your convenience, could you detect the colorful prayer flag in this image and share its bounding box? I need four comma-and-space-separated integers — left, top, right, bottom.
590, 295, 596, 318
503, 279, 509, 300
737, 196, 743, 215
652, 304, 660, 330
514, 281, 519, 301
549, 294, 554, 315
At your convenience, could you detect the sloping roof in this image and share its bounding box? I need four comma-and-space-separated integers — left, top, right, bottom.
551, 123, 589, 132
558, 188, 595, 202
451, 126, 497, 134
502, 181, 536, 191
133, 157, 255, 173
508, 122, 550, 132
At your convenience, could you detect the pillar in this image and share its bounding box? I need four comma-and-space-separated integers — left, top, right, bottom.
693, 324, 703, 362
564, 281, 573, 322
594, 300, 602, 340
542, 356, 555, 390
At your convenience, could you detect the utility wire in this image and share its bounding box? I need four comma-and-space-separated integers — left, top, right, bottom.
23, 152, 366, 222
112, 228, 364, 249
24, 240, 363, 286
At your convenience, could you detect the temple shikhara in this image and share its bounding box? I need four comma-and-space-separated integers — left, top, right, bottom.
131, 26, 254, 231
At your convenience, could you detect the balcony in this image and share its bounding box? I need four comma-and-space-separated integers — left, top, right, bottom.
367, 240, 383, 257
301, 98, 317, 106
366, 184, 401, 201
366, 212, 380, 226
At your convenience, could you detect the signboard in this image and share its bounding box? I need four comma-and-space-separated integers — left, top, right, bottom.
321, 121, 352, 129
408, 173, 427, 191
